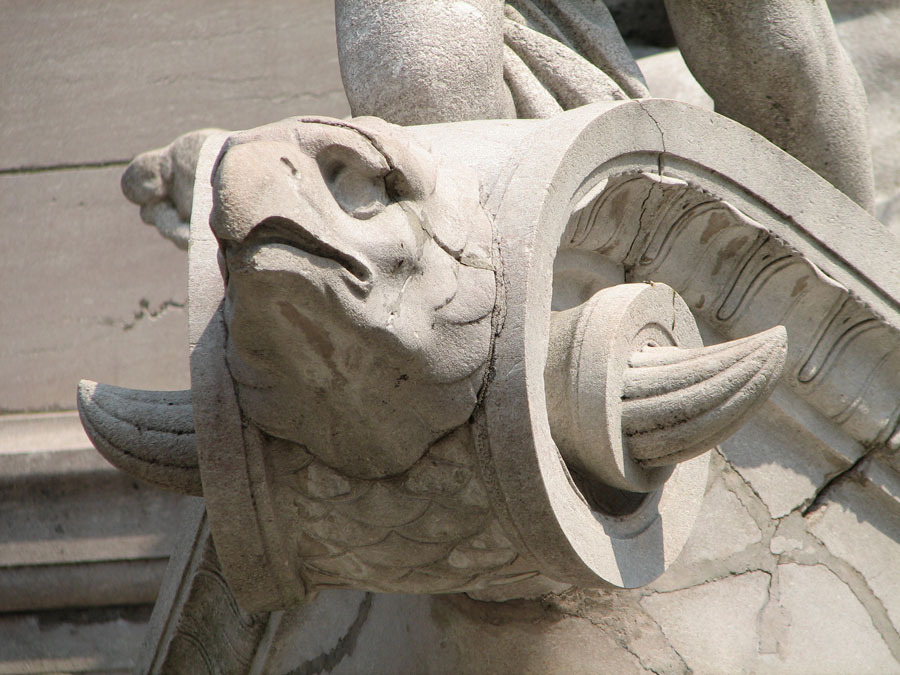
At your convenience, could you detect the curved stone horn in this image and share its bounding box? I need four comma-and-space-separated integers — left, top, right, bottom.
622, 325, 787, 467
546, 284, 786, 494
77, 380, 201, 496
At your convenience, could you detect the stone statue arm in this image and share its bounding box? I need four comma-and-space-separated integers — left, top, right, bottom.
335, 0, 515, 124
663, 0, 875, 211
122, 0, 516, 245
120, 128, 224, 249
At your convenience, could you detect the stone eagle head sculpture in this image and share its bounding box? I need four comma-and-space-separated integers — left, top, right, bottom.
78, 108, 787, 607
209, 116, 495, 479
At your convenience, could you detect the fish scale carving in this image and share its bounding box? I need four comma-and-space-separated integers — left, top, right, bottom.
266, 424, 540, 594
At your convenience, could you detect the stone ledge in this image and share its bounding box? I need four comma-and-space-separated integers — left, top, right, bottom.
0, 411, 189, 612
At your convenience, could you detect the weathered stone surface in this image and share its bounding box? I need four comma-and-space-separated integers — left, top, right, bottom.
0, 167, 189, 412
720, 395, 865, 518
17, 2, 898, 672
633, 46, 712, 109
140, 513, 661, 674
641, 571, 771, 672
808, 476, 900, 633
0, 412, 189, 612
672, 471, 762, 568
0, 0, 348, 170
0, 413, 188, 674
0, 606, 151, 675
762, 563, 897, 673
89, 96, 900, 629
266, 592, 650, 674
131, 103, 833, 608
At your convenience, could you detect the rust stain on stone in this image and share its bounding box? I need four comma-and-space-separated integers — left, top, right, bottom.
700, 210, 730, 244
712, 235, 749, 276
279, 300, 335, 361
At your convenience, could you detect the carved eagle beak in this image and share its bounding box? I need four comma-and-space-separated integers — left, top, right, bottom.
76, 380, 201, 496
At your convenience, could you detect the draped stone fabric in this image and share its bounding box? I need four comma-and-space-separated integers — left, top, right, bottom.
503, 0, 649, 117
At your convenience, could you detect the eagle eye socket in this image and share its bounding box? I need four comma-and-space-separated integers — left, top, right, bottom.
318, 144, 390, 220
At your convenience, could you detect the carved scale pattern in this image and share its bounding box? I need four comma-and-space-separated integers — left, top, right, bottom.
265, 423, 546, 595
160, 533, 269, 674
567, 171, 900, 450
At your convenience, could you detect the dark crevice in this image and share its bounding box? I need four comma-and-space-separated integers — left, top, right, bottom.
0, 159, 130, 175
802, 451, 871, 517
121, 298, 186, 331
283, 593, 373, 675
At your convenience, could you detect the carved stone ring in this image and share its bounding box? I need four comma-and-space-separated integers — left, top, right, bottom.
78, 102, 787, 610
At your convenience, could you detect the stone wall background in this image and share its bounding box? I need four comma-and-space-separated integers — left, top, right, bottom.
0, 1, 347, 671
1, 0, 349, 413
1, 1, 898, 672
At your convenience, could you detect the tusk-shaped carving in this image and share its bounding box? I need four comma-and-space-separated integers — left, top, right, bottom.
77, 380, 201, 496
622, 326, 787, 467
547, 284, 786, 493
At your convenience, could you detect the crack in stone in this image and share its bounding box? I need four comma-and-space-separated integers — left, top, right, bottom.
637, 101, 666, 178
638, 611, 691, 674
0, 159, 129, 175
802, 450, 871, 517
791, 526, 900, 662
645, 559, 775, 597
698, 455, 899, 661
542, 589, 689, 674
718, 450, 774, 526
623, 180, 657, 270
119, 298, 186, 331
755, 568, 780, 656
283, 592, 373, 675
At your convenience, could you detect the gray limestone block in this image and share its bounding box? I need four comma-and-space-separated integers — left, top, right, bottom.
667, 469, 761, 570
0, 0, 348, 169
0, 412, 191, 611
808, 474, 900, 636
761, 563, 897, 672
0, 167, 189, 411
641, 571, 772, 672
719, 392, 866, 518
0, 605, 152, 675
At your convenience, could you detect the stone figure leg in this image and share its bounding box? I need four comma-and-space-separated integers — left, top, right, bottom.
335, 0, 516, 124
336, 0, 875, 212
663, 0, 876, 211
334, 0, 647, 123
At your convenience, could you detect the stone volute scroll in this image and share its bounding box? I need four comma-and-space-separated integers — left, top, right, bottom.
76, 101, 793, 613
